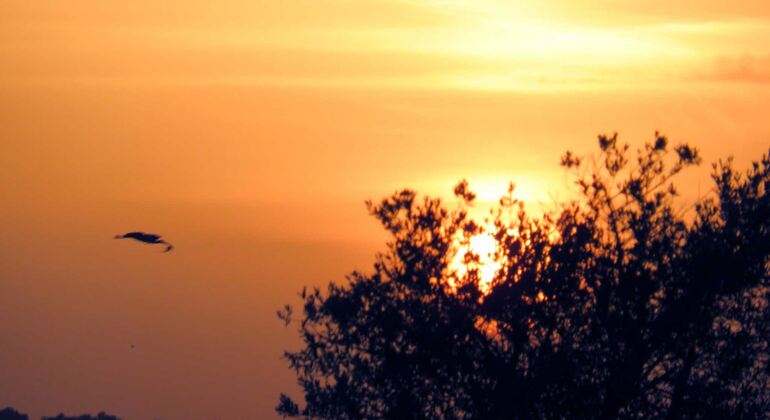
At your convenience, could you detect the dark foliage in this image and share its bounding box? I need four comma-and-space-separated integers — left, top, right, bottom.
278, 134, 770, 419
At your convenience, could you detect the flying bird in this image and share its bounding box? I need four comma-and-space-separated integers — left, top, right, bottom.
114, 232, 174, 252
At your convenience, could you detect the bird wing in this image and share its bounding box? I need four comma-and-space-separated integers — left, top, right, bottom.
127, 232, 161, 242
124, 231, 160, 240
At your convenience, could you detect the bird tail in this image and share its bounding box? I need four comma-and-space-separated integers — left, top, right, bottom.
163, 243, 174, 252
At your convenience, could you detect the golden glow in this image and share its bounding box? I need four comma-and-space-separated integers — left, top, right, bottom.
466, 176, 549, 204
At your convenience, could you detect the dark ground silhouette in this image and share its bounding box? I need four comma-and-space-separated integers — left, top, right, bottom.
0, 408, 28, 420
0, 408, 119, 420
278, 133, 770, 419
41, 413, 119, 420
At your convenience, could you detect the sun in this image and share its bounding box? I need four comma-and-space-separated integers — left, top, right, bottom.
443, 175, 562, 295
449, 231, 501, 294
469, 233, 500, 292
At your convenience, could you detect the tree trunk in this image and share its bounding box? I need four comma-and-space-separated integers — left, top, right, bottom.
665, 345, 696, 420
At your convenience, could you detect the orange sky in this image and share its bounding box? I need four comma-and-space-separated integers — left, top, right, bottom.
1, 1, 769, 419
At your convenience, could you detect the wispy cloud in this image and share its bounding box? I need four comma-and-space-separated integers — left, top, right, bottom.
3, 1, 770, 92
692, 54, 770, 83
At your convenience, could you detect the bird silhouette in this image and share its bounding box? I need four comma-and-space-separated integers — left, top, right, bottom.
114, 232, 174, 252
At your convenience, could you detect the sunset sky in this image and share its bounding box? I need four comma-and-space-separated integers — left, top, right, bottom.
1, 1, 769, 418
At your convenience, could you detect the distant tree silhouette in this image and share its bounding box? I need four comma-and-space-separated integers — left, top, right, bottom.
277, 133, 769, 419
0, 407, 29, 420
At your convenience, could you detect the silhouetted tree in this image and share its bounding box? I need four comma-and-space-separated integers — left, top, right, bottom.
278, 133, 769, 419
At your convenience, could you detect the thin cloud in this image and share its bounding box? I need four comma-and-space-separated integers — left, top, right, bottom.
523, 0, 770, 26
693, 54, 770, 83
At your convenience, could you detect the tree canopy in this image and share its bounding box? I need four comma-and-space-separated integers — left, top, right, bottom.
278, 134, 770, 419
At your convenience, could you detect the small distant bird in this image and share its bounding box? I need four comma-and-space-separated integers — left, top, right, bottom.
114, 231, 174, 252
